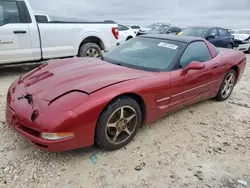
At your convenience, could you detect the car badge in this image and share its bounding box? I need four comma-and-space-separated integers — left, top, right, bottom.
18, 94, 25, 100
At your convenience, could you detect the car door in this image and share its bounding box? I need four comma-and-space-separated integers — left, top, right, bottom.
206, 28, 220, 47
169, 41, 215, 111
218, 28, 232, 48
0, 1, 33, 64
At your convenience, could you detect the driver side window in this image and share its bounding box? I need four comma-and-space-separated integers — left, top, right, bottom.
179, 41, 211, 68
209, 28, 218, 37
0, 1, 20, 26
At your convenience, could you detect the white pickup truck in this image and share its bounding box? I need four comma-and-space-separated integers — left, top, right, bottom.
0, 0, 119, 65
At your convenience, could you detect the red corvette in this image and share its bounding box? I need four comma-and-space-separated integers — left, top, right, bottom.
6, 35, 246, 152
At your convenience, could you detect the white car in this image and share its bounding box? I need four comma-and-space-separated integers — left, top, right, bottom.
232, 29, 250, 53
0, 0, 118, 65
117, 24, 136, 43
128, 25, 142, 35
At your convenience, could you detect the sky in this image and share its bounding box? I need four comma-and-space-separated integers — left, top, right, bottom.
29, 0, 250, 29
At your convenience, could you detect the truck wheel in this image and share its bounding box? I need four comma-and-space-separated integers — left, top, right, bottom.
78, 42, 102, 57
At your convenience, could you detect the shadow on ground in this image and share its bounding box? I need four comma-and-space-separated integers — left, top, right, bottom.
0, 63, 42, 78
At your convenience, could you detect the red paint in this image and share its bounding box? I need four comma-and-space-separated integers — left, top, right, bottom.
5, 43, 246, 152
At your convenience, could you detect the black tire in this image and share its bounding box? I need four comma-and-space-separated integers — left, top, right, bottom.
126, 36, 133, 41
247, 47, 250, 54
95, 97, 142, 150
227, 44, 233, 49
215, 69, 236, 101
78, 42, 102, 57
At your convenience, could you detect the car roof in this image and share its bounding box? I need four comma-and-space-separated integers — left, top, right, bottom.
186, 26, 229, 30
138, 34, 204, 44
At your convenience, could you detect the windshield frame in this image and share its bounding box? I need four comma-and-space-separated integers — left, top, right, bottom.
102, 37, 187, 72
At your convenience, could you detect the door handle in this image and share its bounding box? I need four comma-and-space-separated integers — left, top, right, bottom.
212, 64, 219, 69
13, 30, 27, 34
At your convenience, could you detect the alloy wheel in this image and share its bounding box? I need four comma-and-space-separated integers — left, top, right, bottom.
221, 73, 235, 98
105, 106, 137, 145
86, 48, 99, 57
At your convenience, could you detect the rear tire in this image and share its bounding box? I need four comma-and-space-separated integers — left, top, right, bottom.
215, 69, 236, 101
78, 42, 102, 57
126, 36, 133, 41
95, 97, 142, 150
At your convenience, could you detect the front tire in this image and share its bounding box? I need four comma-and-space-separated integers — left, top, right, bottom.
215, 69, 236, 101
227, 44, 233, 49
78, 42, 102, 57
95, 97, 142, 150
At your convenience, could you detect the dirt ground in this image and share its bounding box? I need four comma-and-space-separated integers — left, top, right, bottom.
0, 56, 249, 188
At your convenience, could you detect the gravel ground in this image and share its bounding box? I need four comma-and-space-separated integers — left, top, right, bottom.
0, 56, 250, 188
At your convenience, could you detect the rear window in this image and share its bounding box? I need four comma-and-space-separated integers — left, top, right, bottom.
131, 25, 140, 29
35, 15, 49, 23
103, 37, 184, 71
180, 27, 210, 38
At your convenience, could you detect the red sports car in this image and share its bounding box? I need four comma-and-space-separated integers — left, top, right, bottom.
6, 35, 246, 152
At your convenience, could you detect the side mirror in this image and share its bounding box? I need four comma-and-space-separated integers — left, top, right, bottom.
207, 33, 215, 39
181, 61, 205, 76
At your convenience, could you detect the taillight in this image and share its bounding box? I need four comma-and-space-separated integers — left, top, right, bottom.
112, 27, 119, 39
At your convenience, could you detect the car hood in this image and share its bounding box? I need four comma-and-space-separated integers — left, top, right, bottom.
19, 58, 155, 101
232, 33, 250, 41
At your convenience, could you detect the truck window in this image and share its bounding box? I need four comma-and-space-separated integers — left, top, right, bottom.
0, 1, 20, 26
35, 15, 49, 23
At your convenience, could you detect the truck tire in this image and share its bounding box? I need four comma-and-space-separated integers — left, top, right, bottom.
78, 42, 102, 57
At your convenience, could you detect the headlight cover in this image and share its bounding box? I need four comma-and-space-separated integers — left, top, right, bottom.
49, 91, 89, 111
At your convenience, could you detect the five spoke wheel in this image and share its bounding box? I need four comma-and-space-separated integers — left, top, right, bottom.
95, 97, 142, 150
221, 73, 235, 99
106, 106, 137, 145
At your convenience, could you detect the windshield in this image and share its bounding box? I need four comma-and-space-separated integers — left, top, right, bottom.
234, 30, 250, 35
147, 23, 158, 29
149, 25, 171, 34
180, 27, 210, 38
102, 37, 182, 71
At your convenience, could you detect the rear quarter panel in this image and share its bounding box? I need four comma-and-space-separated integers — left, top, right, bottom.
219, 49, 246, 83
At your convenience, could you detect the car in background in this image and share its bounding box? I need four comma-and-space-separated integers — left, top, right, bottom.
137, 24, 182, 36
35, 14, 51, 23
231, 29, 250, 53
128, 25, 141, 35
6, 34, 246, 151
117, 24, 136, 43
178, 27, 234, 49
